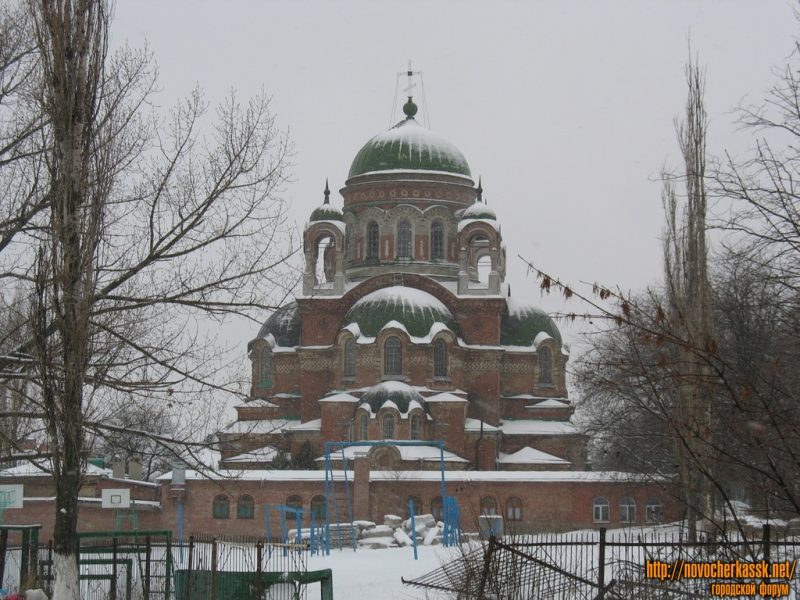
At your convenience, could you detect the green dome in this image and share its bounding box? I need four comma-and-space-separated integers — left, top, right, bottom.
342, 286, 460, 338
309, 203, 343, 222
461, 199, 496, 221
501, 299, 562, 348
348, 117, 472, 179
251, 302, 302, 349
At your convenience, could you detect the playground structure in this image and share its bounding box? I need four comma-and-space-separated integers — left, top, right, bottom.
322, 441, 462, 553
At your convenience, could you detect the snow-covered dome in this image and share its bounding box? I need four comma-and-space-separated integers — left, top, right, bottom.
309, 202, 343, 222
360, 381, 428, 415
251, 302, 302, 349
348, 100, 471, 180
461, 198, 496, 221
501, 298, 562, 348
342, 286, 460, 338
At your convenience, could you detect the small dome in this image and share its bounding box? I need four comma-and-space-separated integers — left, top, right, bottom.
461, 199, 496, 221
348, 117, 471, 179
361, 381, 428, 415
342, 286, 460, 338
501, 299, 562, 348
309, 203, 343, 222
252, 302, 302, 349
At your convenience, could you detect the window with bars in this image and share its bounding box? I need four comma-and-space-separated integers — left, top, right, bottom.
212, 495, 229, 519
383, 413, 395, 439
311, 495, 326, 520
410, 414, 421, 440
360, 413, 369, 440
367, 221, 379, 259
434, 339, 448, 377
384, 336, 402, 376
539, 346, 552, 384
397, 219, 412, 258
430, 221, 444, 259
286, 495, 303, 511
431, 497, 444, 521
344, 338, 356, 377
237, 495, 254, 519
619, 497, 636, 523
260, 348, 271, 385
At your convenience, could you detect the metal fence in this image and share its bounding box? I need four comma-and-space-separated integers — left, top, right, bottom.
2, 532, 318, 600
404, 524, 800, 599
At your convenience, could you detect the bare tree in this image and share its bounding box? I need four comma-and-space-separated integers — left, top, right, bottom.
0, 1, 298, 597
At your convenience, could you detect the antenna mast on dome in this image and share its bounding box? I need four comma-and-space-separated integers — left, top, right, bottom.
390, 60, 430, 129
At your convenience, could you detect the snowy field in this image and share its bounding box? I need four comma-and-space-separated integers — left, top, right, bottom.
306, 543, 454, 600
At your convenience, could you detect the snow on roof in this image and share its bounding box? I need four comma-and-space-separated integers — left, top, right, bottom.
497, 447, 571, 465
369, 470, 662, 483
158, 469, 351, 482
320, 392, 360, 403
0, 460, 112, 478
234, 398, 280, 409
219, 419, 298, 435
426, 392, 469, 403
223, 446, 283, 463
351, 286, 450, 312
502, 394, 569, 402
288, 419, 321, 431
527, 399, 571, 408
533, 331, 554, 348
352, 168, 474, 181
499, 420, 578, 435
464, 418, 499, 432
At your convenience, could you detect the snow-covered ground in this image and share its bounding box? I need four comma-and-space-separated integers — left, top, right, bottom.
306, 544, 454, 600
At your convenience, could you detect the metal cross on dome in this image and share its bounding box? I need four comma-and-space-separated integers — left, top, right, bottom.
391, 60, 429, 128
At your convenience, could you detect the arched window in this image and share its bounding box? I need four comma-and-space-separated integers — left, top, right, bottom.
367, 221, 379, 259
430, 221, 444, 259
506, 497, 522, 521
260, 348, 272, 385
237, 495, 254, 519
360, 413, 369, 441
410, 414, 421, 440
212, 494, 229, 519
286, 495, 303, 511
619, 497, 636, 523
397, 219, 412, 259
344, 338, 356, 377
481, 497, 497, 516
383, 413, 395, 440
593, 497, 610, 522
646, 498, 663, 523
311, 495, 327, 520
431, 496, 444, 522
539, 346, 552, 385
384, 336, 402, 376
434, 339, 448, 378
407, 496, 423, 518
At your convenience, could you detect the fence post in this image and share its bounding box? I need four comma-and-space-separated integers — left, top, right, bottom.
477, 535, 497, 599
0, 528, 7, 589
111, 537, 118, 600
598, 527, 607, 599
763, 523, 771, 564
256, 540, 263, 600
187, 536, 194, 600
144, 535, 151, 600
47, 540, 53, 595
211, 537, 218, 600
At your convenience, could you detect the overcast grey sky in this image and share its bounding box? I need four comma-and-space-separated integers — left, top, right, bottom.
111, 0, 798, 348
